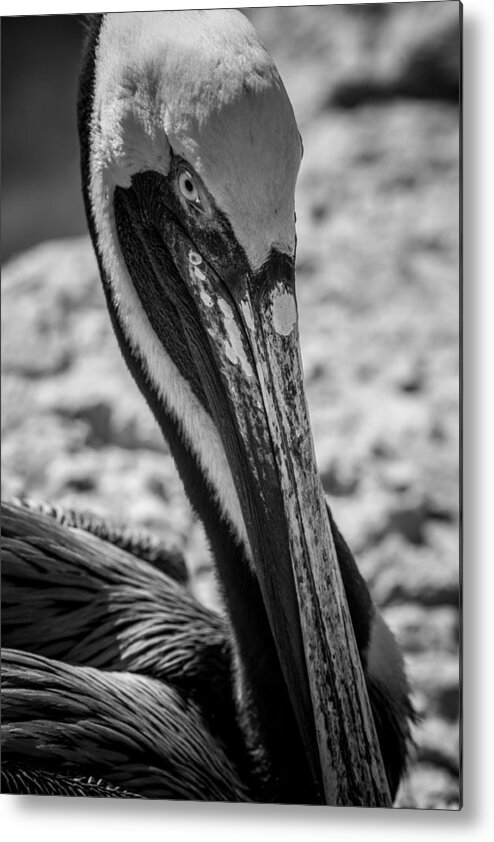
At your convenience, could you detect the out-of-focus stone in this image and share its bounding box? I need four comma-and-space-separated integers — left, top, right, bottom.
326, 2, 460, 108
383, 604, 459, 655
415, 716, 460, 777
406, 653, 460, 722
396, 763, 460, 810
384, 494, 429, 545
387, 354, 427, 394
320, 455, 361, 497
362, 535, 459, 609
379, 461, 419, 494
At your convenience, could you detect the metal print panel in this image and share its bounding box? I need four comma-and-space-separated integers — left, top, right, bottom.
1, 2, 461, 810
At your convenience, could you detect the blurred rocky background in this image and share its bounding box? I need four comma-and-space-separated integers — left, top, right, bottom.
1, 3, 460, 810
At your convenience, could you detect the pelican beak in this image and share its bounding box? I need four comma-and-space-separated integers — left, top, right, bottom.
170, 238, 390, 806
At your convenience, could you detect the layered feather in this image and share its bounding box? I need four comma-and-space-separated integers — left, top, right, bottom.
1, 500, 250, 798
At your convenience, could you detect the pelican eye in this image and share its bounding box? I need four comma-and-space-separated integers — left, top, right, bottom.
178, 171, 201, 207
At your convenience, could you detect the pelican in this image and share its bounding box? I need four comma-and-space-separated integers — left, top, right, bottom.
1, 10, 413, 805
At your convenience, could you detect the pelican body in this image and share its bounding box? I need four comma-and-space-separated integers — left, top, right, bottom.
1, 10, 413, 805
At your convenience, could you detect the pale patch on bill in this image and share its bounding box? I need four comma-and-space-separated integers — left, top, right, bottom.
240, 299, 255, 332
188, 251, 207, 285
271, 287, 297, 336
218, 299, 254, 378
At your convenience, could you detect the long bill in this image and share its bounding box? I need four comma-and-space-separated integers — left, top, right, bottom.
172, 237, 392, 807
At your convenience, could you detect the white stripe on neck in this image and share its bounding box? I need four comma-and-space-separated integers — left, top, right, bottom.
88, 151, 251, 563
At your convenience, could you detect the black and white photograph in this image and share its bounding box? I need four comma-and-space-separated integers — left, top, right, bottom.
2, 0, 461, 818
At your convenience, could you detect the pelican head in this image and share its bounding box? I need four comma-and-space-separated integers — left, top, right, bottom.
78, 10, 407, 806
